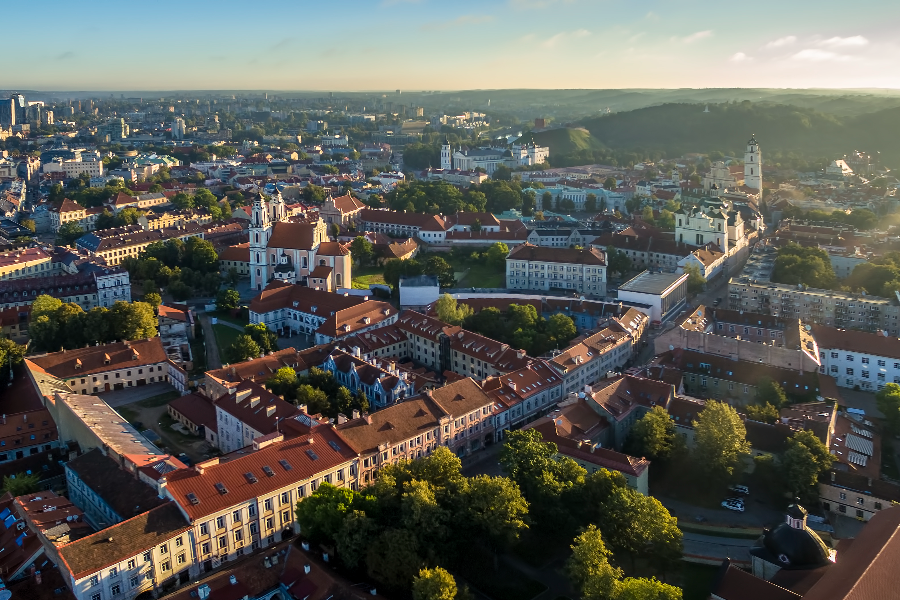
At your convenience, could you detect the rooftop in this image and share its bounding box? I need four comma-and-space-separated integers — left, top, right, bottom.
619, 270, 689, 296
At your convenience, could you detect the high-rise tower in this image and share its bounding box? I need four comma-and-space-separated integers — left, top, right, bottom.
440, 138, 451, 170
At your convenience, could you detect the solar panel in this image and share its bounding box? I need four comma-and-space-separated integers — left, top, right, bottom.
262, 466, 275, 477
845, 434, 874, 456
848, 451, 868, 467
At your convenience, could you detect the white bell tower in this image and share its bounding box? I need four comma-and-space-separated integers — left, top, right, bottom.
440, 138, 452, 170
250, 191, 272, 291
744, 134, 762, 190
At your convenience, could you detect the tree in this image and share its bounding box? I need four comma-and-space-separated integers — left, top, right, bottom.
144, 292, 162, 311
781, 430, 834, 501
542, 191, 553, 211
771, 243, 837, 289
492, 165, 512, 181
227, 334, 261, 363
266, 366, 298, 399
413, 567, 457, 600
456, 475, 529, 567
110, 301, 157, 340
350, 236, 374, 267
0, 339, 26, 384
167, 280, 192, 301
614, 578, 682, 600
484, 242, 509, 270
366, 528, 423, 588
876, 383, 900, 435
295, 482, 362, 544
216, 288, 240, 311
20, 219, 35, 233
585, 193, 597, 212
683, 263, 706, 294
296, 384, 330, 414
746, 402, 780, 424
435, 294, 473, 326
546, 313, 577, 347
566, 525, 621, 600
693, 401, 750, 480
244, 322, 277, 354
422, 255, 456, 288
607, 246, 632, 277
626, 405, 677, 461
604, 177, 617, 190
335, 510, 379, 569
330, 222, 340, 240
303, 184, 327, 204
757, 377, 789, 408
1, 472, 41, 497
470, 219, 482, 233
56, 221, 85, 246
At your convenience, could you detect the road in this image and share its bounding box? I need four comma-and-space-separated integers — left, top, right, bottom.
198, 312, 223, 370
682, 532, 754, 564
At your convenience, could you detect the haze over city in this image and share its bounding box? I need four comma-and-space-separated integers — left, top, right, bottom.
7, 0, 900, 90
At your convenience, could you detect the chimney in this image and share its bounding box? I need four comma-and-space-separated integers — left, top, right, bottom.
304, 564, 311, 574
337, 414, 348, 424
365, 414, 373, 425
352, 409, 360, 420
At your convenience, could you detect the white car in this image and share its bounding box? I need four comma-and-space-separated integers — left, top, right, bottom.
728, 485, 750, 496
721, 500, 745, 512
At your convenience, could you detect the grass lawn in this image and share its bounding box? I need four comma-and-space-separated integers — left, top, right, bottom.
210, 310, 248, 327
443, 256, 506, 289
352, 265, 387, 289
116, 405, 139, 423
213, 324, 241, 359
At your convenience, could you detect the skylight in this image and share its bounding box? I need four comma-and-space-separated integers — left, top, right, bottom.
262, 466, 275, 477
279, 459, 292, 471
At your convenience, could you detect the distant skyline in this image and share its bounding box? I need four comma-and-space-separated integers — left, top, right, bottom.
7, 0, 900, 91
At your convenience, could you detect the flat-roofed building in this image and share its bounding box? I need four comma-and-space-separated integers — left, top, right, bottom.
617, 270, 688, 323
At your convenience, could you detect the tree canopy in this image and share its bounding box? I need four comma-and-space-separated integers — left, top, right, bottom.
462, 304, 577, 357
30, 295, 157, 352
771, 243, 837, 289
692, 400, 751, 480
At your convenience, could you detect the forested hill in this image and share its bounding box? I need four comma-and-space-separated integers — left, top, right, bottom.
515, 127, 605, 155
578, 102, 900, 166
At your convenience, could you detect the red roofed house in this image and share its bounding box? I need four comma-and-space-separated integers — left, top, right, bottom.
319, 194, 367, 227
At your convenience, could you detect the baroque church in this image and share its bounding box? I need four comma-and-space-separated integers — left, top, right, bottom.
675, 136, 762, 255
249, 190, 352, 292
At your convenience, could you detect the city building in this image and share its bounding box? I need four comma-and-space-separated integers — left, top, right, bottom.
49, 198, 104, 232
218, 242, 251, 276
0, 268, 131, 311
549, 327, 633, 394
506, 244, 608, 296
318, 194, 367, 227
202, 346, 332, 399
321, 347, 416, 410
483, 360, 564, 438
617, 271, 688, 323
812, 324, 900, 391
249, 283, 397, 344
213, 380, 301, 454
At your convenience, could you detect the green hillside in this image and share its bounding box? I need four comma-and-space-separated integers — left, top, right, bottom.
515, 127, 605, 155
576, 102, 900, 166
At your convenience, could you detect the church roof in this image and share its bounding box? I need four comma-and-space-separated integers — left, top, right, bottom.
267, 222, 318, 250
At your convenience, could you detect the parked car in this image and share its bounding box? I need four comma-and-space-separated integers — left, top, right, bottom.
721, 499, 745, 512
713, 297, 722, 306
728, 484, 750, 496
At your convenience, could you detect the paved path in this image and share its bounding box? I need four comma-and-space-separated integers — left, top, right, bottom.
213, 319, 245, 332
100, 382, 177, 407
198, 312, 223, 370
682, 532, 754, 564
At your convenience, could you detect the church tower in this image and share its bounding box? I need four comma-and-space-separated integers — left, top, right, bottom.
744, 134, 762, 190
270, 188, 286, 223
440, 138, 451, 170
250, 191, 272, 291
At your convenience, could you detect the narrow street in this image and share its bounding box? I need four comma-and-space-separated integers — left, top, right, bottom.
198, 312, 223, 370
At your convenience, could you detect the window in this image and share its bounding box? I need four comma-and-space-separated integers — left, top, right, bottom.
92, 594, 102, 600
143, 551, 151, 562
264, 499, 272, 511
232, 509, 241, 522
202, 542, 211, 554
218, 536, 227, 548
846, 355, 854, 362
282, 510, 291, 524
839, 492, 847, 500
127, 559, 135, 569
177, 553, 186, 565
281, 492, 290, 505
248, 504, 256, 516
265, 517, 274, 529
130, 576, 139, 588
856, 509, 865, 518
161, 561, 171, 572
109, 567, 118, 578
216, 516, 225, 529
159, 543, 168, 554
234, 530, 243, 542
857, 497, 865, 506
862, 357, 870, 364
200, 523, 208, 535
831, 352, 838, 359
90, 575, 99, 587
839, 505, 847, 513
876, 502, 883, 510
175, 536, 183, 548
878, 360, 886, 367
111, 584, 121, 596
847, 368, 854, 375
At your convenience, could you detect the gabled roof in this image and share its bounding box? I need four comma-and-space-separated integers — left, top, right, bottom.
336, 397, 444, 454
507, 243, 606, 266
57, 503, 189, 580
214, 380, 300, 436
29, 338, 168, 379
266, 221, 318, 250
165, 428, 356, 521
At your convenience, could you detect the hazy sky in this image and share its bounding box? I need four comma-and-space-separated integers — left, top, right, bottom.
7, 0, 900, 90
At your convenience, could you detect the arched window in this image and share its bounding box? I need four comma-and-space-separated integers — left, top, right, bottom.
256, 269, 260, 276
255, 233, 259, 243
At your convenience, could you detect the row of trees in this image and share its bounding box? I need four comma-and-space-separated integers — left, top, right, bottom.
266, 366, 369, 417
771, 243, 837, 289
626, 400, 833, 504
123, 236, 224, 300
385, 179, 528, 216
30, 295, 157, 352
437, 296, 578, 358
224, 322, 278, 363
778, 205, 879, 231
296, 433, 682, 598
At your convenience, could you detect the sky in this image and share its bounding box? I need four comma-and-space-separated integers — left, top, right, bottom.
6, 0, 900, 91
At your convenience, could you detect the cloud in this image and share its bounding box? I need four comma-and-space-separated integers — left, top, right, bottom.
420, 15, 493, 31
764, 35, 796, 48
270, 38, 293, 51
542, 28, 591, 48
56, 51, 75, 60
675, 30, 712, 44
730, 52, 752, 62
791, 49, 851, 61
819, 35, 868, 47
645, 11, 659, 21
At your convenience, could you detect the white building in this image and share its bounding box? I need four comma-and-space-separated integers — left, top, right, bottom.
444, 141, 550, 175
744, 135, 762, 190
674, 197, 746, 254
813, 324, 900, 391
617, 271, 689, 322
506, 243, 608, 297
43, 157, 105, 178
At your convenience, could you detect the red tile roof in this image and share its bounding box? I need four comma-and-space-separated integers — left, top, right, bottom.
29, 338, 168, 379
165, 427, 357, 521
508, 243, 606, 265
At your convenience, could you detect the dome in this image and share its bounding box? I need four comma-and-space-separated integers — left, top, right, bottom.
752, 505, 833, 570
